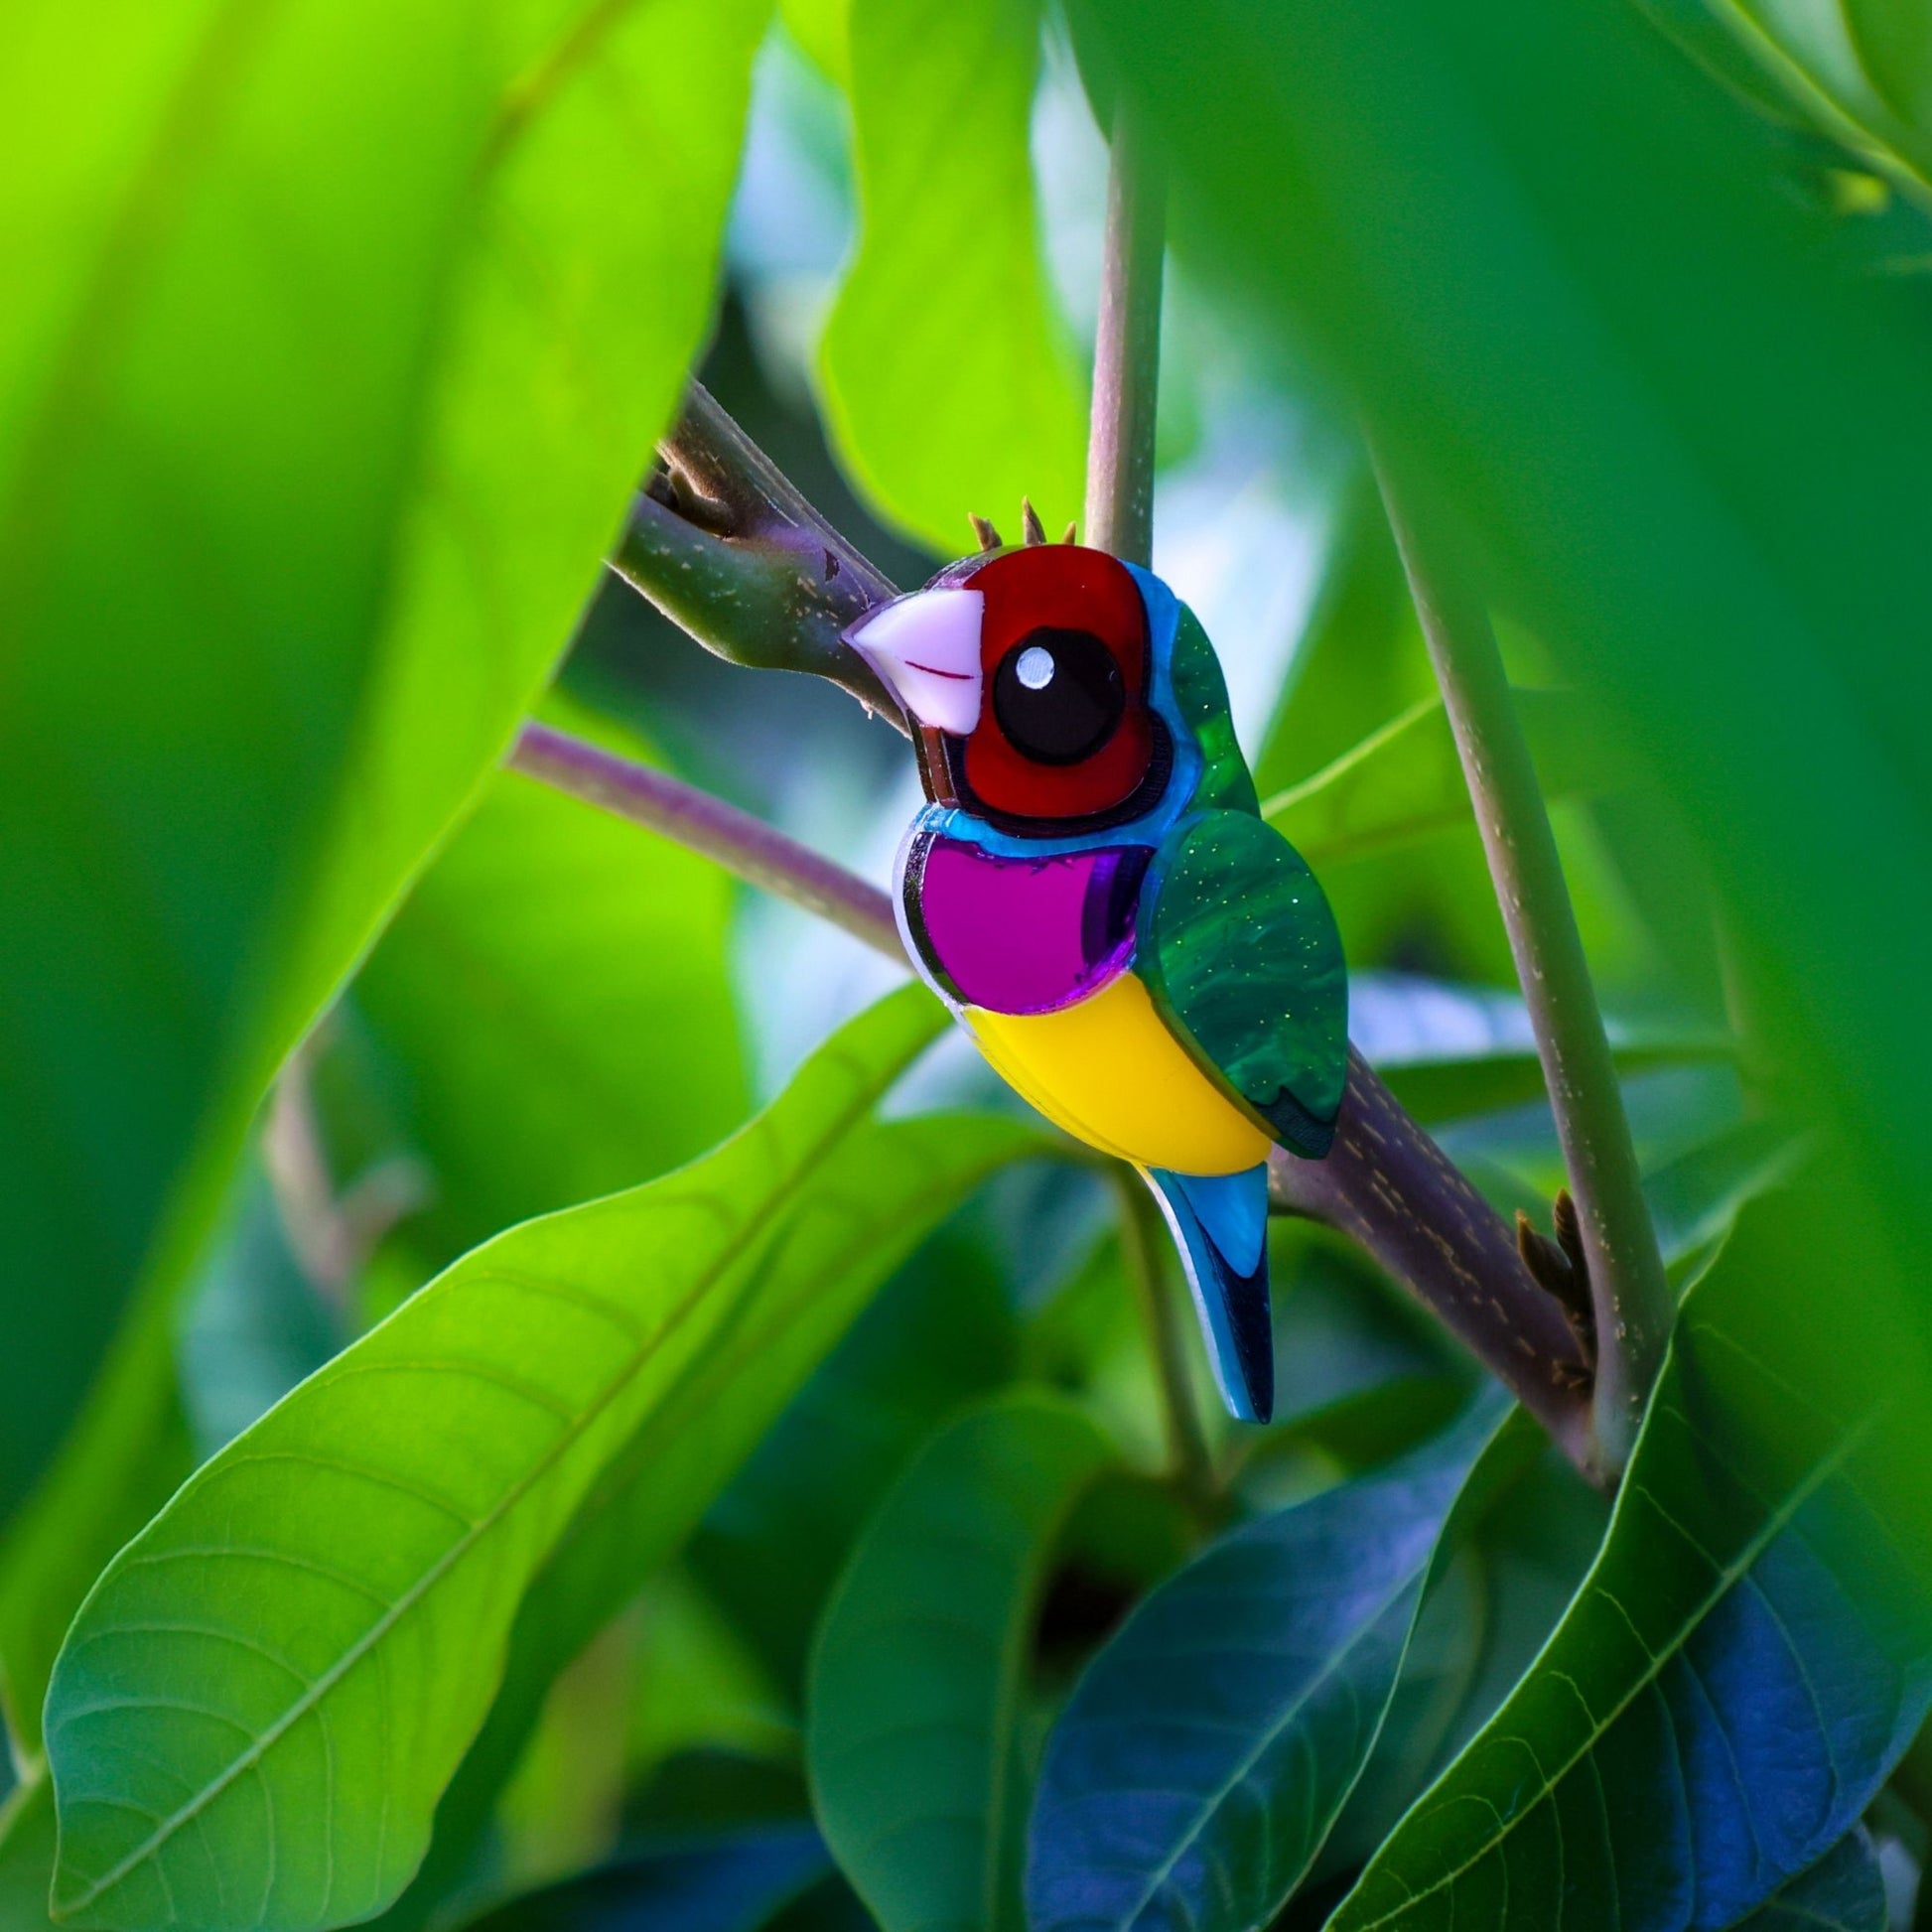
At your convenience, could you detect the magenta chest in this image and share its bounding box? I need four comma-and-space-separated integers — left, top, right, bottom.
898, 831, 1152, 1017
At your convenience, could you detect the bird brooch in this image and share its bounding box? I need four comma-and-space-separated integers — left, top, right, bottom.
845, 516, 1348, 1424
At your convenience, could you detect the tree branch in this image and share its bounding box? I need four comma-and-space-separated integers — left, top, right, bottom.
1378, 462, 1673, 1477
568, 387, 1598, 1477
612, 383, 908, 731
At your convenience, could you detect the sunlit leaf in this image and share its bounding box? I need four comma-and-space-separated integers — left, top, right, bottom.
807, 1393, 1115, 1932
355, 767, 749, 1268
819, 0, 1086, 551
1251, 468, 1420, 802
1263, 689, 1637, 871
371, 1128, 1045, 1932
43, 989, 952, 1932
0, 1774, 57, 1932
0, 0, 765, 1743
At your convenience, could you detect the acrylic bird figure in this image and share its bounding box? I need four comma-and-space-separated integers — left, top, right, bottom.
845, 508, 1348, 1424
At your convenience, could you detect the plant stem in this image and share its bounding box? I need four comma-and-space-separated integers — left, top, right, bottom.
1114, 1172, 1219, 1510
509, 718, 1597, 1475
1084, 105, 1165, 567
511, 722, 897, 952
1378, 462, 1673, 1477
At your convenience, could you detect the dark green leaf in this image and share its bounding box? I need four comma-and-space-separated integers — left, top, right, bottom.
819, 0, 1085, 550
43, 989, 956, 1932
1330, 1187, 1932, 1932
1735, 1830, 1888, 1932
1025, 1399, 1510, 1932
457, 1828, 831, 1932
807, 1393, 1116, 1932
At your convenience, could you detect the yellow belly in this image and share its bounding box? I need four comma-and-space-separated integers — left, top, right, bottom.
964, 972, 1271, 1175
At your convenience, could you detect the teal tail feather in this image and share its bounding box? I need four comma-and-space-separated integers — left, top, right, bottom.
1141, 1164, 1274, 1423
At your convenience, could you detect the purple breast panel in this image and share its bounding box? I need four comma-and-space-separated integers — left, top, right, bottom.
910, 837, 1149, 1016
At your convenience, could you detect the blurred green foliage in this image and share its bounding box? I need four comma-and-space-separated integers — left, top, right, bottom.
5, 0, 1932, 1930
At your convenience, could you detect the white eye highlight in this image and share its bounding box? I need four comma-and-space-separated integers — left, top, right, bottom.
1015, 644, 1055, 690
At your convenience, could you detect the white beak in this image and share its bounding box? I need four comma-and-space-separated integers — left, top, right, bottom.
844, 588, 985, 736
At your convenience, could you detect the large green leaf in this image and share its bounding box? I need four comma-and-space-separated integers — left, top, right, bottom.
818, 0, 1085, 551
41, 988, 952, 1932
353, 765, 748, 1267
807, 1393, 1116, 1932
369, 1128, 1047, 1932
0, 0, 766, 1740
1070, 0, 1932, 1338
1025, 1398, 1511, 1932
1329, 1185, 1932, 1932
1263, 689, 1637, 872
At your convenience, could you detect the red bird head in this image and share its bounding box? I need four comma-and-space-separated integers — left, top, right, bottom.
846, 541, 1170, 833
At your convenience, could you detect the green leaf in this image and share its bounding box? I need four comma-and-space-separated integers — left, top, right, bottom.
1691, 0, 1932, 197
1736, 1830, 1887, 1932
0, 1774, 58, 1932
818, 0, 1086, 552
456, 1827, 832, 1932
1251, 468, 1422, 802
691, 1227, 1021, 1698
42, 987, 950, 1932
1262, 689, 1637, 871
1846, 0, 1932, 136
1350, 971, 1729, 1125
371, 1121, 1047, 1932
354, 767, 749, 1267
807, 1393, 1116, 1932
1329, 1184, 1932, 1932
0, 0, 765, 1523
1319, 1430, 1611, 1880
1025, 1398, 1511, 1932
1068, 0, 1932, 1449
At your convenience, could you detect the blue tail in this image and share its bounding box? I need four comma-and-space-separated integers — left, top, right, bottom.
1141, 1164, 1274, 1424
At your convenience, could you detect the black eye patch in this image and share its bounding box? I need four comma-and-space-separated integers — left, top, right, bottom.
991, 626, 1125, 765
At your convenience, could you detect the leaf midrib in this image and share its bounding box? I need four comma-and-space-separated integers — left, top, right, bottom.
55, 1043, 913, 1918
1108, 1533, 1431, 1931
1337, 1408, 1872, 1932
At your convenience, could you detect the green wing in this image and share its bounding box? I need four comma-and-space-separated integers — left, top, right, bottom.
1139, 809, 1348, 1158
